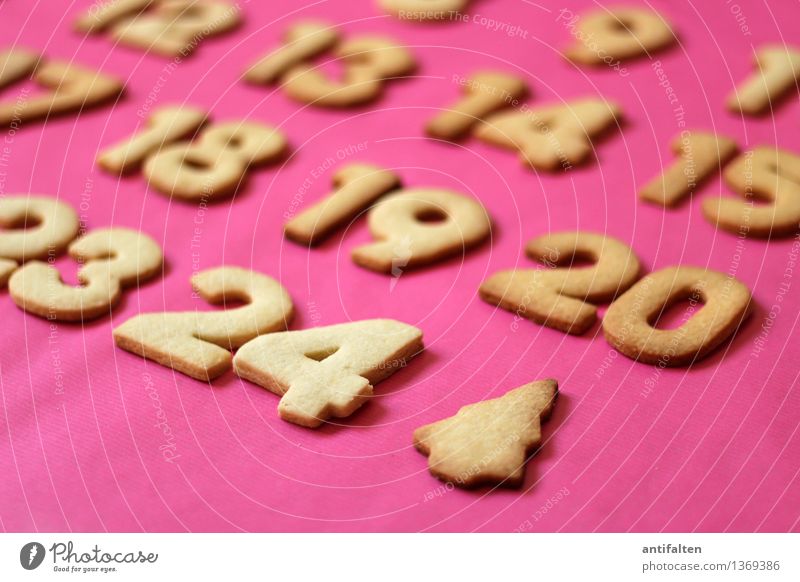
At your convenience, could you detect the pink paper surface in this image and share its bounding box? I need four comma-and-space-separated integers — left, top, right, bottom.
1, 0, 799, 533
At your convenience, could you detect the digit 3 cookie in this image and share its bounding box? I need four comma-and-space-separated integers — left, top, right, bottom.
234, 319, 423, 428
602, 266, 753, 366
414, 379, 558, 488
479, 232, 641, 334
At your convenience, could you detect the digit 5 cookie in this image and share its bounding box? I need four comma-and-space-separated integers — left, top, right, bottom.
480, 232, 640, 334
414, 379, 558, 488
602, 266, 752, 366
233, 319, 423, 428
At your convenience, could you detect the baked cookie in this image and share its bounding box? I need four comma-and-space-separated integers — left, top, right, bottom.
602, 266, 753, 366
727, 46, 800, 115
480, 231, 640, 334
233, 319, 423, 427
414, 379, 558, 488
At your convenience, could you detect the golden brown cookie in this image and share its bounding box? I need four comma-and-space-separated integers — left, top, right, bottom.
0, 48, 39, 89
351, 188, 491, 274
563, 7, 675, 64
414, 379, 558, 488
703, 147, 800, 238
602, 266, 752, 366
74, 0, 152, 33
285, 163, 401, 246
640, 132, 739, 207
113, 266, 294, 381
474, 98, 622, 171
426, 71, 528, 141
479, 231, 640, 334
233, 319, 423, 428
727, 46, 800, 115
9, 228, 163, 321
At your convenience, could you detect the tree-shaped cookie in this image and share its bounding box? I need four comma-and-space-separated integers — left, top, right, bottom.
414, 379, 558, 488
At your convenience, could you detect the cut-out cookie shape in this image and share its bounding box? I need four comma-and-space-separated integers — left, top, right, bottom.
474, 98, 622, 171
114, 267, 294, 381
75, 0, 240, 57
414, 379, 558, 488
562, 7, 675, 65
426, 71, 528, 141
284, 163, 401, 246
352, 188, 492, 273
245, 21, 415, 107
640, 132, 738, 207
9, 228, 163, 321
702, 147, 800, 238
602, 266, 752, 366
97, 106, 287, 201
480, 232, 640, 334
379, 0, 471, 21
234, 319, 423, 428
0, 55, 122, 127
727, 46, 800, 115
0, 49, 39, 89
0, 195, 80, 286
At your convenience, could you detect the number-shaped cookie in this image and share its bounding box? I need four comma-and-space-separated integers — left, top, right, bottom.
603, 266, 752, 366
76, 0, 240, 57
479, 232, 640, 335
563, 7, 675, 64
0, 49, 38, 89
474, 98, 622, 171
245, 21, 415, 107
9, 228, 163, 321
352, 188, 491, 274
379, 0, 471, 21
640, 132, 738, 207
0, 58, 122, 126
233, 319, 423, 427
727, 46, 800, 115
0, 195, 80, 287
702, 147, 800, 238
113, 267, 294, 381
426, 71, 528, 141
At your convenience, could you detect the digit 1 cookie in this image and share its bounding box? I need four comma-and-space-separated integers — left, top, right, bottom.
562, 7, 675, 64
474, 98, 622, 171
702, 147, 800, 238
378, 0, 470, 21
602, 266, 752, 366
414, 379, 558, 488
113, 267, 294, 381
479, 232, 640, 334
640, 132, 738, 207
426, 71, 528, 141
233, 319, 423, 428
727, 46, 800, 115
9, 228, 163, 321
0, 195, 80, 286
0, 49, 38, 89
351, 188, 491, 274
284, 163, 401, 246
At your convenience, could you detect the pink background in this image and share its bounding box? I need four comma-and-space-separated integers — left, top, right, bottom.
1, 0, 799, 532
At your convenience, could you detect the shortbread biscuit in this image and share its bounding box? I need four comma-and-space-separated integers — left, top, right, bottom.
426, 71, 528, 141
640, 132, 738, 207
0, 60, 122, 126
142, 120, 288, 201
233, 319, 423, 428
564, 7, 675, 64
727, 46, 800, 115
474, 98, 621, 171
414, 379, 557, 488
114, 266, 294, 381
0, 49, 39, 89
602, 266, 752, 366
351, 188, 491, 273
10, 228, 162, 321
98, 105, 207, 174
480, 231, 640, 334
379, 0, 470, 21
285, 163, 400, 246
703, 147, 800, 238
74, 0, 152, 33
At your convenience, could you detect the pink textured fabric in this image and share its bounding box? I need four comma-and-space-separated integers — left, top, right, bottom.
1, 0, 799, 532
